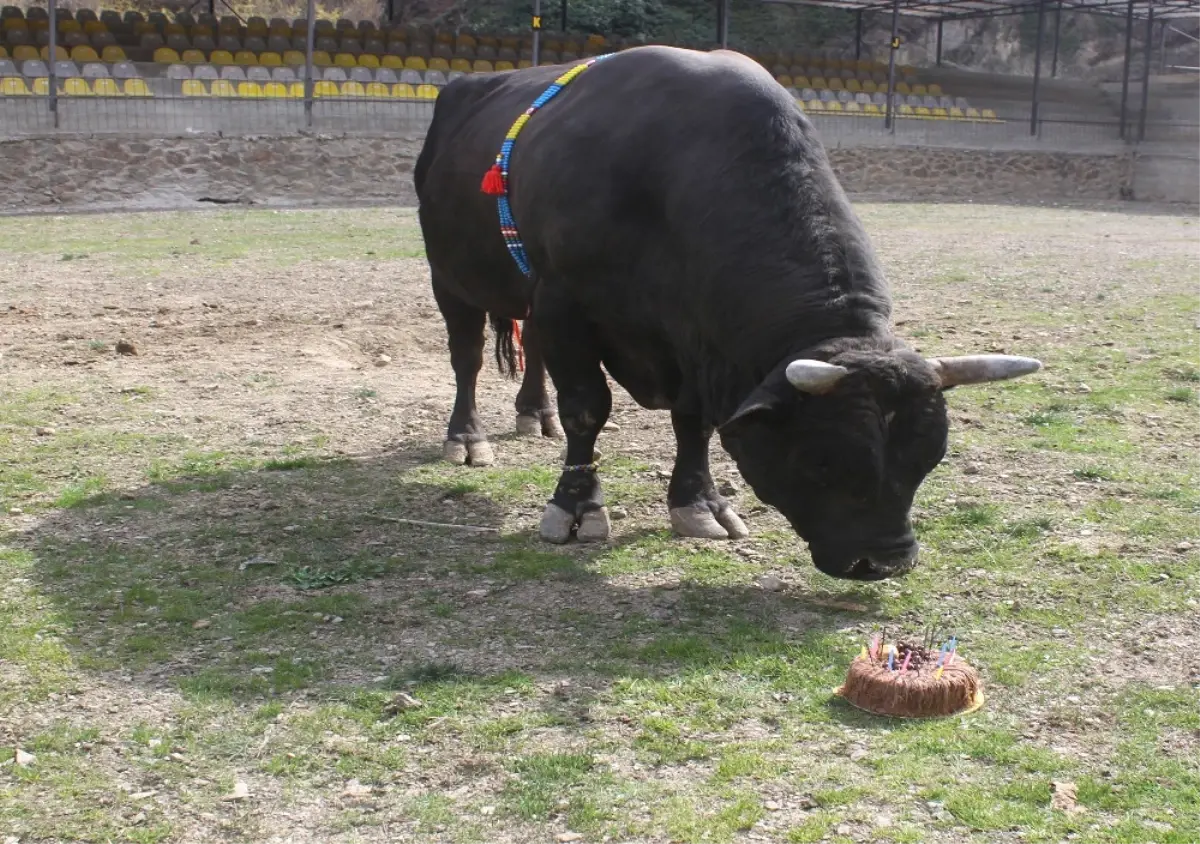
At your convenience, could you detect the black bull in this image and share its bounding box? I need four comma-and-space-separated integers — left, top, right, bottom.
413, 45, 1041, 581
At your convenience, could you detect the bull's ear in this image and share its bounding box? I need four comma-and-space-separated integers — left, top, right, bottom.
719, 380, 791, 433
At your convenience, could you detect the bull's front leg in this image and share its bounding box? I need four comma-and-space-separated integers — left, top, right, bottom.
534, 298, 611, 544
668, 410, 749, 539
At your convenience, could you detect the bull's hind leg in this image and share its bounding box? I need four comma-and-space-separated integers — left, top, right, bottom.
513, 320, 565, 439
535, 302, 611, 544
668, 410, 749, 539
433, 283, 495, 467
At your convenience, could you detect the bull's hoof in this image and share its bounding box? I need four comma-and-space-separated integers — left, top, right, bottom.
577, 507, 611, 542
443, 440, 494, 467
539, 502, 576, 544
670, 504, 750, 540
516, 412, 565, 439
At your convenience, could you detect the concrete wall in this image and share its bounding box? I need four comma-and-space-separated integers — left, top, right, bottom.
0, 132, 1142, 215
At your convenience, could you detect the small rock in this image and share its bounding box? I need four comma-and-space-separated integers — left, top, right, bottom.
836, 824, 853, 835
601, 421, 619, 432
388, 692, 423, 711
610, 506, 628, 521
130, 811, 146, 825
764, 800, 781, 811
962, 462, 981, 475
15, 749, 35, 767
551, 680, 572, 699
341, 779, 373, 799
849, 747, 869, 762
465, 589, 490, 601
758, 575, 784, 592
557, 834, 585, 843
375, 354, 392, 367
718, 479, 740, 496
192, 619, 211, 629
115, 339, 138, 356
1175, 542, 1193, 552
35, 427, 55, 437
221, 781, 250, 801
331, 616, 344, 624
875, 813, 894, 828
130, 790, 157, 800
480, 805, 496, 816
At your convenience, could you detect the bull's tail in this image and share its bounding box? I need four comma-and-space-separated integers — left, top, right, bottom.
489, 314, 522, 380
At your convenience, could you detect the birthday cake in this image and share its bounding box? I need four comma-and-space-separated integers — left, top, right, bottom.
835, 636, 984, 719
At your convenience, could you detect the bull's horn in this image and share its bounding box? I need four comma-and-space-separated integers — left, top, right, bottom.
930, 355, 1043, 388
786, 359, 850, 394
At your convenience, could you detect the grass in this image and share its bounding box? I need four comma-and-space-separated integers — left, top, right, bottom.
1, 203, 1198, 843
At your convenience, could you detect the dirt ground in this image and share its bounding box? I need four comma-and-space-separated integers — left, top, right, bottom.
1, 202, 1198, 844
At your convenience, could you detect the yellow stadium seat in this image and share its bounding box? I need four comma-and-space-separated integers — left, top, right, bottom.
450, 57, 470, 73
334, 52, 356, 67
341, 80, 365, 96
237, 81, 263, 97
191, 24, 213, 38
912, 84, 928, 96
965, 107, 981, 119
101, 46, 126, 62
825, 101, 843, 113
92, 77, 120, 96
456, 33, 476, 49
829, 78, 844, 91
794, 75, 810, 88
181, 49, 205, 63
404, 56, 426, 70
210, 79, 236, 96
846, 79, 861, 93
62, 77, 91, 96
898, 104, 915, 117
2, 18, 27, 31
415, 83, 438, 99
776, 75, 792, 87
931, 107, 948, 119
365, 81, 388, 97
40, 45, 69, 60
929, 83, 943, 96
0, 46, 6, 59
32, 77, 48, 95
473, 59, 493, 73
844, 101, 861, 113
948, 107, 965, 120
495, 60, 515, 71
805, 100, 823, 112
71, 45, 99, 62
517, 59, 532, 69
914, 106, 931, 118
811, 76, 826, 89
313, 79, 338, 96
428, 57, 449, 71
1, 77, 31, 95
153, 47, 181, 64
209, 49, 234, 65
392, 82, 416, 98
123, 78, 151, 96
283, 50, 305, 66
12, 45, 37, 61
863, 80, 877, 93
259, 51, 282, 66
234, 50, 258, 65
981, 108, 999, 121
864, 103, 881, 115
164, 22, 185, 35
287, 82, 305, 97
312, 50, 331, 67
358, 53, 379, 68
895, 81, 910, 95
58, 19, 80, 33
381, 55, 403, 69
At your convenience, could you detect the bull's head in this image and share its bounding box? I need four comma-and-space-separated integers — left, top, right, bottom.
718, 349, 1041, 581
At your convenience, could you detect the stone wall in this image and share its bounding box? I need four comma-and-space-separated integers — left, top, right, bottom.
0, 132, 1137, 214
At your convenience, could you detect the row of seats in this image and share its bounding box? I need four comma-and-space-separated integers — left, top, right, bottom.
1, 58, 141, 79
166, 64, 456, 86
800, 99, 1002, 122
1, 75, 149, 95
777, 74, 944, 95
146, 48, 532, 72
795, 87, 969, 109
180, 79, 439, 98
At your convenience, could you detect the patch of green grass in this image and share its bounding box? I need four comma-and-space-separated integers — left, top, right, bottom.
285, 558, 386, 590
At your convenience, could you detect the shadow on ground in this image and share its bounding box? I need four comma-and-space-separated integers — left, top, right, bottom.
13, 441, 882, 725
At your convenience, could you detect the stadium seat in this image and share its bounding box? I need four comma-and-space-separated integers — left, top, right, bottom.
450, 56, 470, 73
255, 50, 280, 66
271, 66, 296, 81
895, 81, 910, 94
192, 64, 218, 80
322, 66, 346, 81
92, 76, 119, 95
398, 68, 422, 85
374, 67, 397, 84
61, 76, 89, 95
123, 77, 150, 96
981, 108, 999, 121
236, 81, 262, 97
348, 65, 371, 82
53, 59, 79, 77
392, 81, 415, 98
864, 103, 881, 115
846, 79, 861, 93
209, 49, 234, 65
313, 79, 337, 96
428, 56, 449, 71
312, 50, 332, 66
898, 104, 914, 117
282, 49, 304, 66
1, 74, 28, 94
209, 78, 235, 96
495, 60, 514, 71
246, 65, 271, 81
101, 45, 126, 62
425, 70, 447, 85
341, 79, 364, 96
381, 54, 403, 69
473, 59, 493, 73
262, 80, 287, 97
153, 46, 180, 64
912, 83, 927, 95
70, 44, 98, 62
358, 53, 379, 68
20, 57, 45, 77
333, 52, 355, 67
219, 65, 246, 81
234, 50, 258, 65
39, 45, 68, 61
364, 80, 387, 96
931, 107, 949, 119
929, 83, 943, 96
844, 101, 861, 114
517, 60, 532, 68
416, 83, 438, 98
81, 61, 108, 78
285, 81, 303, 97
915, 106, 931, 118
948, 107, 965, 120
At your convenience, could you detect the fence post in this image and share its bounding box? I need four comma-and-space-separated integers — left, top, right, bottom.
884, 0, 900, 133
532, 0, 541, 65
1030, 0, 1046, 136
48, 0, 58, 129
1118, 0, 1134, 138
304, 0, 316, 128
1138, 3, 1154, 142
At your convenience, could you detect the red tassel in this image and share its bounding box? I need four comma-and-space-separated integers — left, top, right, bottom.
512, 319, 525, 372
480, 165, 505, 196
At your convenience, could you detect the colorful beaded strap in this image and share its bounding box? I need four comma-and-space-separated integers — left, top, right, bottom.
480, 54, 613, 277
